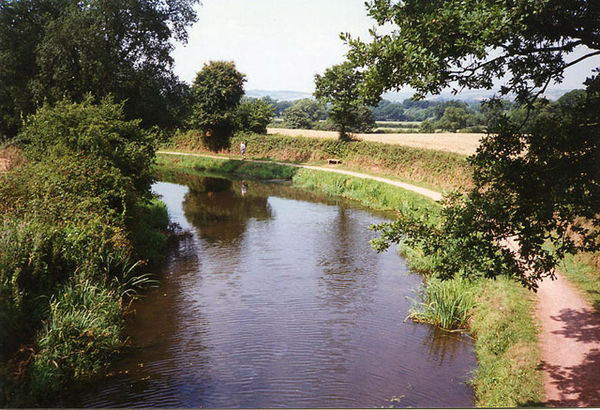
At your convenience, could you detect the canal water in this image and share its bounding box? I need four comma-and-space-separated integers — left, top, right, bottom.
74, 171, 476, 408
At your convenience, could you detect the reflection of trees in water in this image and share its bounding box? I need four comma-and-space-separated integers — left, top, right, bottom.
181, 177, 273, 245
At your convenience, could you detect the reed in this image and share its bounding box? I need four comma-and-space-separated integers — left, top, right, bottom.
408, 277, 475, 331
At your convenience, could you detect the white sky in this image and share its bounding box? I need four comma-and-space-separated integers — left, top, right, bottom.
171, 0, 600, 94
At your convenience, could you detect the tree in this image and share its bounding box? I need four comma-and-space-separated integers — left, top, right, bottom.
281, 99, 325, 129
189, 61, 246, 151
314, 62, 376, 138
436, 106, 470, 132
236, 98, 275, 134
0, 0, 198, 140
342, 0, 600, 288
419, 119, 435, 133
372, 100, 405, 121
344, 0, 600, 103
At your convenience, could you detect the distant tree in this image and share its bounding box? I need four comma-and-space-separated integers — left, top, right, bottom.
0, 0, 199, 140
479, 99, 513, 131
282, 99, 325, 129
272, 100, 293, 117
419, 119, 435, 133
436, 106, 470, 132
236, 98, 275, 134
314, 62, 375, 139
189, 61, 246, 150
372, 100, 405, 121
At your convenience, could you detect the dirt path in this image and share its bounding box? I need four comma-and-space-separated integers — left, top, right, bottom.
158, 150, 600, 406
536, 275, 600, 406
267, 127, 484, 156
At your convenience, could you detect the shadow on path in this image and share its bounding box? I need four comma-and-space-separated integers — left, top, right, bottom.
543, 308, 600, 406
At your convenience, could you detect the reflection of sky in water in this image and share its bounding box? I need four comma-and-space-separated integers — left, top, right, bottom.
152, 181, 193, 232
77, 175, 475, 409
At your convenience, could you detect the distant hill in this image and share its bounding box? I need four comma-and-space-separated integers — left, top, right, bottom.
248, 88, 575, 103
383, 88, 574, 102
246, 89, 313, 101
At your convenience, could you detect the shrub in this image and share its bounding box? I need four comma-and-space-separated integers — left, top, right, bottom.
28, 280, 122, 401
18, 96, 155, 195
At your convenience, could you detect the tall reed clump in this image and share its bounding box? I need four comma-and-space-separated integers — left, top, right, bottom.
0, 97, 169, 406
408, 277, 476, 331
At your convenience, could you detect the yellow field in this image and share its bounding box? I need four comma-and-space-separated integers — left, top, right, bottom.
267, 128, 485, 156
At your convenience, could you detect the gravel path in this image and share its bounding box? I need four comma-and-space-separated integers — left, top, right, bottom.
158, 150, 600, 406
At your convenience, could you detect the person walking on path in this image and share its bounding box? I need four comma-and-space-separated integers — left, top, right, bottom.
240, 141, 246, 160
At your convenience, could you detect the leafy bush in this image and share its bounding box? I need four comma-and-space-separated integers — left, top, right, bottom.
281, 99, 325, 129
28, 280, 122, 400
18, 95, 155, 195
0, 98, 167, 404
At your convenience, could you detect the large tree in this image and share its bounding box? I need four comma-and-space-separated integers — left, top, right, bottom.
189, 61, 246, 150
0, 0, 198, 140
344, 0, 600, 289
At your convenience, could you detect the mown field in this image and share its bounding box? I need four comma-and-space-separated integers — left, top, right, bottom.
266, 128, 484, 156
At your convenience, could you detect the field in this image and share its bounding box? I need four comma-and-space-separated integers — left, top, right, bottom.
267, 128, 484, 156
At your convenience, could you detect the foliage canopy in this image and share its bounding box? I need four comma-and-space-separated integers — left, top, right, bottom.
314, 62, 376, 138
0, 0, 199, 140
349, 0, 600, 288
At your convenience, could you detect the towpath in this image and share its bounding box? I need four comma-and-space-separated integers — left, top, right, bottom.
158, 150, 600, 406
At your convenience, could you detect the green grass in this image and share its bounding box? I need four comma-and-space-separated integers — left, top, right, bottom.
292, 168, 440, 218
156, 154, 298, 180
559, 253, 600, 312
470, 277, 544, 407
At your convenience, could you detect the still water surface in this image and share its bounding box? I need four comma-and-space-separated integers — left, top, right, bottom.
76, 173, 475, 408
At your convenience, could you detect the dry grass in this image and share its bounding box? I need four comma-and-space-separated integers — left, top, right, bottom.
0, 146, 25, 172
267, 128, 485, 156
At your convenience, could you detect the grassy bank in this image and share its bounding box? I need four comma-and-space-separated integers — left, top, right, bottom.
167, 131, 472, 191
559, 252, 600, 312
156, 153, 438, 218
0, 99, 171, 406
157, 152, 544, 407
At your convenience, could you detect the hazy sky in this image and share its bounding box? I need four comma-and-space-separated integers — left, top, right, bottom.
172, 0, 599, 94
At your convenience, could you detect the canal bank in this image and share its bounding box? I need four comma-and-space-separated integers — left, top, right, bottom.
155, 152, 545, 407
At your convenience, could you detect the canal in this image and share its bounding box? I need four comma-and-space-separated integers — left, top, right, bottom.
74, 171, 475, 408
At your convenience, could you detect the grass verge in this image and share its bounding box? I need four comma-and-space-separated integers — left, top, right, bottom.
167, 131, 473, 191
470, 277, 544, 407
558, 252, 600, 312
